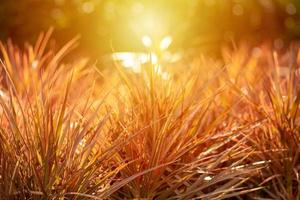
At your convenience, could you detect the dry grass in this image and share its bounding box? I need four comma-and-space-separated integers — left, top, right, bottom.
0, 31, 299, 199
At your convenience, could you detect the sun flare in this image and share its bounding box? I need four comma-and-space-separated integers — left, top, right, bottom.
0, 1, 300, 199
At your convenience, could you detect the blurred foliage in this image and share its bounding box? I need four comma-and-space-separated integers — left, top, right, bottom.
0, 0, 300, 55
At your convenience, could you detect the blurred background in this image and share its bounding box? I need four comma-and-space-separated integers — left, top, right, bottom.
0, 0, 300, 57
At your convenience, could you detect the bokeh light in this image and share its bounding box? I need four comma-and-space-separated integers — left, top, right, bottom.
0, 0, 300, 57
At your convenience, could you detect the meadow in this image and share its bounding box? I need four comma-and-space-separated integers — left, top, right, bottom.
0, 30, 299, 199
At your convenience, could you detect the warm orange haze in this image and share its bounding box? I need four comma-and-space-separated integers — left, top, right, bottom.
0, 1, 299, 199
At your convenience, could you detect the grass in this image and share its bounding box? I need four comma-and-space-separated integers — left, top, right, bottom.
0, 31, 299, 199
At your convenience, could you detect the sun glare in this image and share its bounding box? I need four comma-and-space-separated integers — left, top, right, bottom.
160, 36, 172, 50
141, 35, 153, 48
2, 1, 300, 199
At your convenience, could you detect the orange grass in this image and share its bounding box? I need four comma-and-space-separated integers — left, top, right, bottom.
0, 31, 299, 199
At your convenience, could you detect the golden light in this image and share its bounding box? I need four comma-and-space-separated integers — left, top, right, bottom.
141, 35, 153, 48
149, 53, 158, 64
111, 4, 178, 78
111, 52, 171, 79
32, 60, 39, 69
129, 8, 171, 48
160, 36, 172, 50
112, 52, 147, 73
82, 1, 95, 14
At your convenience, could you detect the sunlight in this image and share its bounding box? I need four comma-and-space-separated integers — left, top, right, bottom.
32, 60, 39, 69
160, 36, 172, 50
142, 35, 153, 48
112, 52, 169, 79
3, 1, 300, 198
112, 52, 157, 72
112, 52, 143, 73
